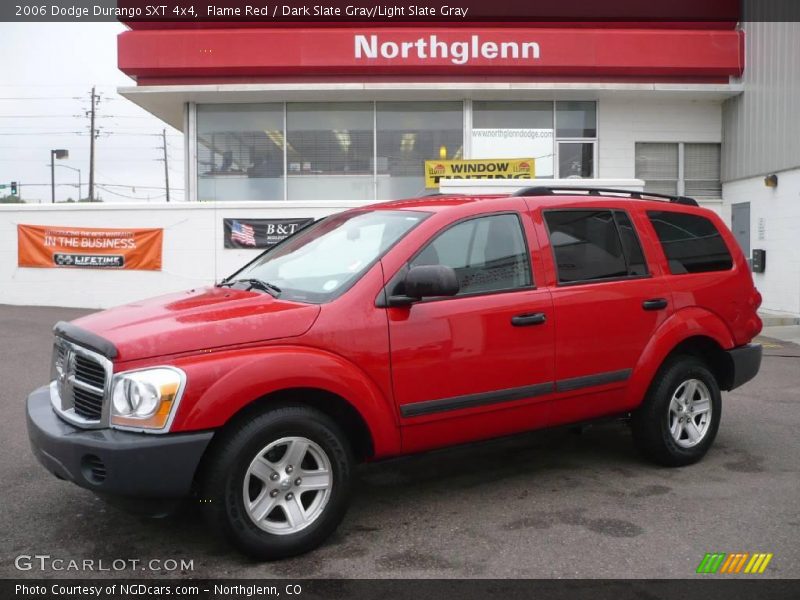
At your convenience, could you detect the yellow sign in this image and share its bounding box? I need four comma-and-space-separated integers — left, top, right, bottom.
424, 158, 535, 189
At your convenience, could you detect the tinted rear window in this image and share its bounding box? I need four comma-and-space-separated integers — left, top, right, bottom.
544, 209, 647, 284
647, 211, 733, 274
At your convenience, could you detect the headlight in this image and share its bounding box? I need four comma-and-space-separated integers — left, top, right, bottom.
110, 367, 185, 431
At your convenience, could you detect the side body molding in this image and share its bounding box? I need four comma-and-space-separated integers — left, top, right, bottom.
166, 345, 400, 458
622, 307, 736, 410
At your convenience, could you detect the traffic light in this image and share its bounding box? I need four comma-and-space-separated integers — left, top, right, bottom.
10, 181, 17, 195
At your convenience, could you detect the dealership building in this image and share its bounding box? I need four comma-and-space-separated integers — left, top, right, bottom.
115, 19, 800, 317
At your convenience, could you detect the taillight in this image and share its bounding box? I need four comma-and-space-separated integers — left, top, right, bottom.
753, 290, 763, 310
746, 288, 763, 338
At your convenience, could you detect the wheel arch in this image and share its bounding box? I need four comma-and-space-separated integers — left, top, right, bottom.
215, 387, 376, 461
661, 336, 735, 391
171, 345, 401, 459
623, 307, 737, 409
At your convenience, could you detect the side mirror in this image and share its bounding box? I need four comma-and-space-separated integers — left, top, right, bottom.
403, 265, 459, 300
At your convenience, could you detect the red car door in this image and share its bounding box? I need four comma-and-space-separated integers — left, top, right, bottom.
530, 204, 673, 424
385, 208, 556, 453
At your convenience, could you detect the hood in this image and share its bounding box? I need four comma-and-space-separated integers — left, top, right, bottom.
70, 286, 321, 362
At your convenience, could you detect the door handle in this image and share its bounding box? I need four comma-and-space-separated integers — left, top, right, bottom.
642, 298, 668, 311
511, 312, 547, 326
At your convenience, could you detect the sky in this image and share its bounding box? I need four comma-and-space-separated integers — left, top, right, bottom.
0, 22, 185, 203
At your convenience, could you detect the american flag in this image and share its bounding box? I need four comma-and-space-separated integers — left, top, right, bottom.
230, 220, 256, 246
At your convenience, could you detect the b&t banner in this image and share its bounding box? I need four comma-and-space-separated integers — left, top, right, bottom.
223, 218, 314, 249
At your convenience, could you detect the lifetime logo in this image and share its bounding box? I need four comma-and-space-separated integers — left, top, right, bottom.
696, 552, 773, 574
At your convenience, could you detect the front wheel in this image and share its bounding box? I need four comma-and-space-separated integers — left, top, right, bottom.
631, 356, 721, 467
200, 406, 353, 559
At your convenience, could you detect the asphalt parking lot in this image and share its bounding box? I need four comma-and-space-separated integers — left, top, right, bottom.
1, 304, 798, 579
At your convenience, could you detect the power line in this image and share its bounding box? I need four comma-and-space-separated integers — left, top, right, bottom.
96, 115, 154, 119
0, 96, 83, 101
0, 132, 86, 136
95, 185, 167, 200
1, 157, 184, 163
98, 183, 185, 191
0, 115, 88, 118
9, 182, 184, 190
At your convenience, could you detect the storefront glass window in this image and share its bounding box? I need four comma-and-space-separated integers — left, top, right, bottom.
195, 100, 602, 201
558, 142, 594, 178
472, 101, 554, 177
556, 101, 597, 138
376, 102, 463, 200
197, 103, 284, 201
286, 102, 374, 201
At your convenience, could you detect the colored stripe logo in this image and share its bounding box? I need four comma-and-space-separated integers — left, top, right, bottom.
696, 552, 773, 574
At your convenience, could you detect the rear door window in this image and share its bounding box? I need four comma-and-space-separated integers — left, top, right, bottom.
544, 209, 648, 284
647, 211, 733, 274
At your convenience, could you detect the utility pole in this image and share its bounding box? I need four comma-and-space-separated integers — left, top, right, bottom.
87, 86, 98, 201
161, 128, 170, 203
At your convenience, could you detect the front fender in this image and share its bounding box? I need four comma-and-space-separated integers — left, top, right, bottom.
168, 345, 400, 457
622, 307, 736, 410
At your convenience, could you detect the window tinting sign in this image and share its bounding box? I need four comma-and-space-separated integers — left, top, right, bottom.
424, 158, 535, 188
224, 218, 314, 249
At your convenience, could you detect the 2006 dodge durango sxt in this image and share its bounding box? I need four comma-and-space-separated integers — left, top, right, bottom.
27, 187, 762, 559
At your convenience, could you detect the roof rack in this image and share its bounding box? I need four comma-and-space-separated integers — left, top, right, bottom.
511, 186, 699, 207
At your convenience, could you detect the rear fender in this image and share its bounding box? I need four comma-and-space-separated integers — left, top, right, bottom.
622, 307, 736, 410
169, 346, 400, 457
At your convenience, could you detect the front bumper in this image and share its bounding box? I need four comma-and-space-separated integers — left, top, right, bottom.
726, 343, 762, 391
26, 385, 213, 498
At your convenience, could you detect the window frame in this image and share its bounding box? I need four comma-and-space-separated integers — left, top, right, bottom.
542, 207, 652, 287
387, 211, 536, 304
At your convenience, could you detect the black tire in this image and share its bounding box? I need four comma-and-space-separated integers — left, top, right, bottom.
199, 405, 354, 560
631, 355, 721, 467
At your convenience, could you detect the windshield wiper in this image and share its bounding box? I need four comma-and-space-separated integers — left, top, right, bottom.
219, 278, 281, 297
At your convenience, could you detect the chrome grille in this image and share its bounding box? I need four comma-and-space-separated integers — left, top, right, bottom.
51, 338, 112, 427
72, 385, 104, 419
75, 355, 106, 390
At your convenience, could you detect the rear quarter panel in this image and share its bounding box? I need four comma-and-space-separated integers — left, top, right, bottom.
633, 204, 761, 347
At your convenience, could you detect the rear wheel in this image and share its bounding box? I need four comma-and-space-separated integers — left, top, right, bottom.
200, 405, 353, 559
632, 356, 721, 467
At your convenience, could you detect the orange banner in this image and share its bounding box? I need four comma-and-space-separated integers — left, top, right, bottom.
17, 224, 163, 271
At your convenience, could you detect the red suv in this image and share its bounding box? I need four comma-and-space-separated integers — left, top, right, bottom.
27, 187, 762, 559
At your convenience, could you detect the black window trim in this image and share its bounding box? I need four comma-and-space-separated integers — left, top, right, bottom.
612, 209, 651, 278
378, 210, 536, 306
542, 207, 653, 288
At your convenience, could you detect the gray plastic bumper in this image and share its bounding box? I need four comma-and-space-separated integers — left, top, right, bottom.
26, 385, 213, 498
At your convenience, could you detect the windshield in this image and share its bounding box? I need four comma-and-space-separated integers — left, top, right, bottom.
227, 210, 428, 303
